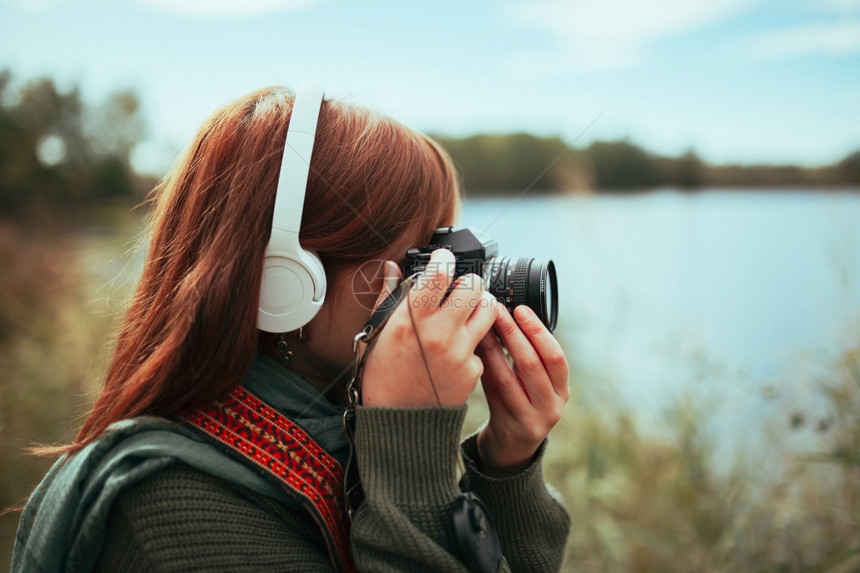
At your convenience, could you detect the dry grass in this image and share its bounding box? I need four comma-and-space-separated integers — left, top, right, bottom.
0, 216, 137, 569
531, 345, 860, 572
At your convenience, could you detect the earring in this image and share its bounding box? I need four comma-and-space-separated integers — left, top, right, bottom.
275, 333, 294, 363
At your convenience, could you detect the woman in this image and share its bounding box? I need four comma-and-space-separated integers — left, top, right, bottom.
12, 85, 571, 572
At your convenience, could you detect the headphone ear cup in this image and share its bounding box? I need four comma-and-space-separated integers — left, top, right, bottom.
258, 248, 326, 333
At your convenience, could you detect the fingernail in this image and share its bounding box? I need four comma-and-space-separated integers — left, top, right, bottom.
515, 305, 532, 322
431, 248, 455, 267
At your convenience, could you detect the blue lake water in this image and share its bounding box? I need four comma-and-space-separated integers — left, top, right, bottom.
461, 189, 860, 462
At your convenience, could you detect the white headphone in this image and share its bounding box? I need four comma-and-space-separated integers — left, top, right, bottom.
257, 84, 327, 333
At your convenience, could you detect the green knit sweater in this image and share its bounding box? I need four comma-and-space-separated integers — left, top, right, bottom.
93, 406, 570, 572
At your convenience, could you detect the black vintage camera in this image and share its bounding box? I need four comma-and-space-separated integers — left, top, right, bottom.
404, 227, 558, 332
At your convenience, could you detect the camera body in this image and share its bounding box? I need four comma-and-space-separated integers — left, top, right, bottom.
404, 227, 558, 332
404, 226, 498, 282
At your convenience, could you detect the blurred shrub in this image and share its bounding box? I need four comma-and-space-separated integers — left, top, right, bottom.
0, 69, 149, 218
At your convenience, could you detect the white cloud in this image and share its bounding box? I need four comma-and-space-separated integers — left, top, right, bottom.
138, 0, 318, 18
506, 0, 757, 74
752, 20, 860, 58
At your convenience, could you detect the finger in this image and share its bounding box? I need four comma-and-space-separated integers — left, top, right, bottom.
445, 273, 486, 322
468, 354, 484, 394
513, 306, 570, 400
494, 305, 557, 406
463, 291, 500, 347
372, 260, 403, 312
410, 248, 455, 315
476, 331, 533, 418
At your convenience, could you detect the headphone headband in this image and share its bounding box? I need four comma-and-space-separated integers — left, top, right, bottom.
271, 83, 325, 237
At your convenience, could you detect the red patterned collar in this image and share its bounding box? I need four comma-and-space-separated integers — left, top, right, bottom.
184, 385, 355, 571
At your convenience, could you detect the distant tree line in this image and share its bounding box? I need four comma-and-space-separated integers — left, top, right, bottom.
2, 69, 858, 220
0, 69, 152, 220
435, 134, 860, 195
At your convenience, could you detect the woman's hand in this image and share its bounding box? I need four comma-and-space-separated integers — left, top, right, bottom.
475, 305, 570, 477
362, 249, 500, 408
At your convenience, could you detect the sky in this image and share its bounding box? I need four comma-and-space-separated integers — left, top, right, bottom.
0, 0, 858, 175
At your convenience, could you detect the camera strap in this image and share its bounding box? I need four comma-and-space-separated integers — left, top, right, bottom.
342, 275, 417, 521
354, 275, 416, 350
342, 274, 503, 573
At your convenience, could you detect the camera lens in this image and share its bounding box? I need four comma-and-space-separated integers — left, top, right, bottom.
485, 257, 558, 332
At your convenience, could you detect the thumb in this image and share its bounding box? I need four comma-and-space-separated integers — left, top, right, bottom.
372, 260, 403, 312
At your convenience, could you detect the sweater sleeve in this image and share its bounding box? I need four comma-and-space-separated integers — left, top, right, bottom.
350, 406, 570, 572
460, 434, 571, 572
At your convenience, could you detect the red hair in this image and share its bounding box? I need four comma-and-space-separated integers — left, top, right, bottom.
69, 87, 459, 452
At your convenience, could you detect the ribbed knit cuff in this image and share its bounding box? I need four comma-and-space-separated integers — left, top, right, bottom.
461, 433, 571, 571
354, 406, 466, 504
460, 432, 550, 509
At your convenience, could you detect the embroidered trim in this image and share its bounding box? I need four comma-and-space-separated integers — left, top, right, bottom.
185, 386, 354, 571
